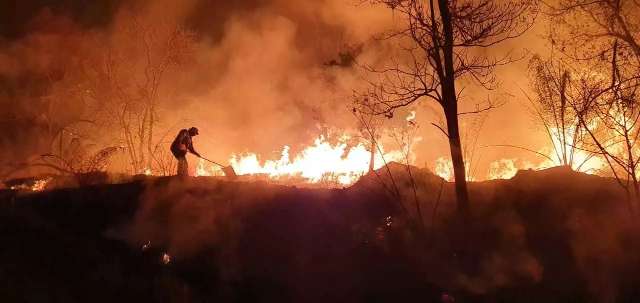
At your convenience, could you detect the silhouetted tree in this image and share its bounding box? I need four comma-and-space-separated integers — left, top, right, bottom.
357, 0, 537, 219
551, 0, 640, 61
83, 12, 195, 174
527, 54, 596, 170
572, 41, 640, 213
549, 0, 640, 213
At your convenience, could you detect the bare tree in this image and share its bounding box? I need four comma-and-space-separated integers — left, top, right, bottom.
352, 103, 403, 199
2, 58, 102, 180
353, 98, 387, 173
550, 0, 640, 62
357, 0, 537, 218
84, 12, 195, 174
353, 102, 427, 235
39, 145, 122, 176
572, 42, 640, 213
460, 111, 488, 180
389, 111, 427, 233
149, 128, 179, 176
527, 54, 596, 170
549, 0, 640, 213
534, 40, 640, 213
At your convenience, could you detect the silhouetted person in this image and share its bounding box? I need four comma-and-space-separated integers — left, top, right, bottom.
170, 127, 201, 176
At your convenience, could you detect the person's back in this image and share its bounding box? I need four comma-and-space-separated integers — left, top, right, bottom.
171, 129, 190, 158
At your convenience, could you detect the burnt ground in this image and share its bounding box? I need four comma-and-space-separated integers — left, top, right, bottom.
1, 165, 639, 303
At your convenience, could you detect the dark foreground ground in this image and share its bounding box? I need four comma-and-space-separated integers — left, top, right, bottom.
1, 165, 639, 303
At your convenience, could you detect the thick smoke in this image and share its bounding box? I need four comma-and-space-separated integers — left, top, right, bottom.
0, 0, 549, 179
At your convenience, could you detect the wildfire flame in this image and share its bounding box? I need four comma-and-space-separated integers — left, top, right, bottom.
434, 157, 453, 181
188, 114, 612, 183
10, 177, 51, 192
487, 159, 520, 180
197, 135, 405, 186
487, 125, 605, 180
143, 168, 153, 176
162, 253, 172, 265
32, 178, 50, 191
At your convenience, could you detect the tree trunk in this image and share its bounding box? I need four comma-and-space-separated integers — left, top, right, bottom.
445, 104, 470, 221
436, 0, 470, 219
631, 175, 639, 215
146, 102, 156, 170
369, 140, 376, 173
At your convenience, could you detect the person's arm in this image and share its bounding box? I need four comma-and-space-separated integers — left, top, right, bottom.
187, 137, 201, 158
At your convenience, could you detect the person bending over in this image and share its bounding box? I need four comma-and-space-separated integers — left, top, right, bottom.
170, 127, 201, 176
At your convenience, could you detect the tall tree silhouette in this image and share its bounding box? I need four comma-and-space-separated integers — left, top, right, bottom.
549, 0, 640, 213
358, 0, 537, 219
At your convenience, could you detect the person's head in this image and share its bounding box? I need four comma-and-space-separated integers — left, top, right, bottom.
188, 127, 199, 136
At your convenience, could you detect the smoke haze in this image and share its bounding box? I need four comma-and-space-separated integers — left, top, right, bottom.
0, 0, 551, 179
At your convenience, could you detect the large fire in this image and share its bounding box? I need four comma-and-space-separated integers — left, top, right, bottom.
195, 135, 405, 186
192, 122, 608, 185
134, 112, 614, 185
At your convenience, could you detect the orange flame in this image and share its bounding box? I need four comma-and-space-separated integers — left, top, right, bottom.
10, 177, 51, 192
487, 124, 606, 180
197, 135, 405, 186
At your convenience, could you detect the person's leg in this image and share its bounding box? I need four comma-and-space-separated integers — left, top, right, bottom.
177, 156, 189, 176
183, 157, 189, 176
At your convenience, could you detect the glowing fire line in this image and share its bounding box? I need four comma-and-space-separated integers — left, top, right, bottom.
196, 135, 405, 185
10, 177, 52, 192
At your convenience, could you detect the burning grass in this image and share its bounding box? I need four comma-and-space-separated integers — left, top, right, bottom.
193, 134, 406, 187
5, 176, 53, 192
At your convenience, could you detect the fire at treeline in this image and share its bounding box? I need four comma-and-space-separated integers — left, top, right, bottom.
1, 0, 639, 199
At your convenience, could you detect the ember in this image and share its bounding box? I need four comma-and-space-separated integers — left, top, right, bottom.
162, 253, 172, 265
142, 241, 151, 251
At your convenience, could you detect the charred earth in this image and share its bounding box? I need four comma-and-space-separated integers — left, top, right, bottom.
1, 165, 639, 303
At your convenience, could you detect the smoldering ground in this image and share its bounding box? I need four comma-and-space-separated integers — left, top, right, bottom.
80, 165, 638, 302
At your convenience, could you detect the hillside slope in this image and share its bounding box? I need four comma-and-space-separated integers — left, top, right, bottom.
1, 166, 638, 303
